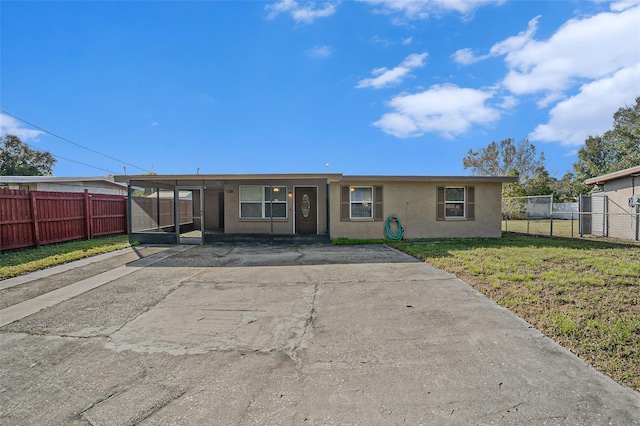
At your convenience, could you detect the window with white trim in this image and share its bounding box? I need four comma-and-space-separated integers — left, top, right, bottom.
350, 186, 373, 219
240, 186, 287, 218
445, 187, 465, 218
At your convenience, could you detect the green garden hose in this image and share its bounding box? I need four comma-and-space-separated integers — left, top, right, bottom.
384, 214, 404, 240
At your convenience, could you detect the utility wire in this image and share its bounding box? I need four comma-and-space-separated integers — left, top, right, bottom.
49, 153, 118, 175
0, 130, 118, 175
1, 109, 152, 173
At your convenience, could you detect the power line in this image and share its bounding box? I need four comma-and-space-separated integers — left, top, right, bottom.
0, 109, 152, 173
50, 153, 118, 175
0, 131, 119, 175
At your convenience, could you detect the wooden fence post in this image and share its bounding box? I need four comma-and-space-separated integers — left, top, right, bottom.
84, 189, 93, 240
30, 191, 41, 248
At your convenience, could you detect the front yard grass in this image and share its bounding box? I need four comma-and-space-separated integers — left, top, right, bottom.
0, 235, 135, 280
381, 233, 639, 391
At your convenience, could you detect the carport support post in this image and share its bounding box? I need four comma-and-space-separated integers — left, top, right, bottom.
127, 185, 133, 237
156, 189, 161, 231
174, 182, 180, 244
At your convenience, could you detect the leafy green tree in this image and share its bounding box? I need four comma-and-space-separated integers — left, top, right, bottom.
551, 172, 584, 202
463, 137, 548, 201
574, 96, 640, 181
525, 166, 555, 196
463, 138, 546, 182
0, 134, 56, 176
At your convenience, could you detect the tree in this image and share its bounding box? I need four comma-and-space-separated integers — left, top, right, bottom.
463, 138, 546, 181
551, 172, 584, 202
525, 166, 555, 196
574, 96, 640, 181
0, 134, 56, 176
463, 138, 547, 198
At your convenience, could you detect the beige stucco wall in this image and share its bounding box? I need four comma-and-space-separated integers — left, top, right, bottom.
222, 179, 328, 235
602, 176, 639, 214
601, 175, 639, 240
329, 181, 504, 239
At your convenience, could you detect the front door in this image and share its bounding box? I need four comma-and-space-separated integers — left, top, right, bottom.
295, 187, 317, 234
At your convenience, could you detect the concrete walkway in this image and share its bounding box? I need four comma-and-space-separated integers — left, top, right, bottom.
0, 246, 192, 327
1, 244, 638, 425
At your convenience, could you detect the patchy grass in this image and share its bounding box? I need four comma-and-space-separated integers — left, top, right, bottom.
0, 235, 136, 280
379, 233, 639, 391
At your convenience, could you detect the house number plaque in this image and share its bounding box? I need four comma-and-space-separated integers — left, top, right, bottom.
301, 194, 311, 218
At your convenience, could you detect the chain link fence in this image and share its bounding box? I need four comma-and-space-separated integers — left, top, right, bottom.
502, 194, 640, 241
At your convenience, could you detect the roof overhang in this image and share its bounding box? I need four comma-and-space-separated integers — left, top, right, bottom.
115, 173, 342, 187
0, 176, 127, 189
584, 166, 640, 185
339, 175, 518, 183
115, 173, 518, 187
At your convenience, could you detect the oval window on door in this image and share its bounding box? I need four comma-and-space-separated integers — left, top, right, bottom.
301, 194, 311, 218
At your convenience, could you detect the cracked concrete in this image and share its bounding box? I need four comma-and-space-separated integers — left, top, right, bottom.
1, 244, 638, 425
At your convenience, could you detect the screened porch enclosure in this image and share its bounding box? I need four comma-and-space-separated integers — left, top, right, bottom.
128, 180, 225, 244
121, 174, 334, 245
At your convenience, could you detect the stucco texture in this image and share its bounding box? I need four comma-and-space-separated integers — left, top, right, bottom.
329, 181, 503, 239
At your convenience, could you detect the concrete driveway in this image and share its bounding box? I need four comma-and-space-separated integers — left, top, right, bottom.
1, 244, 638, 425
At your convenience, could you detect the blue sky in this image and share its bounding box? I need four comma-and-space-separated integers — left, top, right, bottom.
1, 0, 639, 178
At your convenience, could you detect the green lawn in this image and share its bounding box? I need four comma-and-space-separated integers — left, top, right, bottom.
0, 235, 135, 280
384, 234, 639, 391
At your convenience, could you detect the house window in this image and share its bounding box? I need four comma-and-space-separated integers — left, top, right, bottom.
350, 186, 373, 219
341, 186, 383, 222
437, 186, 475, 221
240, 186, 287, 218
445, 187, 465, 218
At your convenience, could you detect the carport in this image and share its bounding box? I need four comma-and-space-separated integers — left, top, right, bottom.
119, 174, 334, 245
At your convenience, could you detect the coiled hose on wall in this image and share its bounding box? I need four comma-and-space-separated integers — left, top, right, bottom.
384, 214, 404, 240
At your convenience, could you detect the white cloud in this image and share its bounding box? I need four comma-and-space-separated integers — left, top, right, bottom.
373, 84, 500, 138
361, 0, 502, 21
611, 0, 640, 12
448, 5, 640, 148
529, 64, 640, 146
452, 15, 540, 65
489, 15, 540, 57
0, 114, 44, 141
402, 36, 414, 45
266, 0, 336, 23
151, 122, 159, 127
307, 45, 333, 59
451, 47, 485, 65
499, 95, 518, 110
356, 53, 428, 89
500, 7, 640, 95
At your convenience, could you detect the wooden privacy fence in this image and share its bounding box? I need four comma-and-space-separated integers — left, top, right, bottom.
0, 188, 127, 251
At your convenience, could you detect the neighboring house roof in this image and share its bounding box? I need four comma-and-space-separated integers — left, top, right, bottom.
584, 166, 640, 185
114, 173, 518, 185
0, 176, 127, 189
